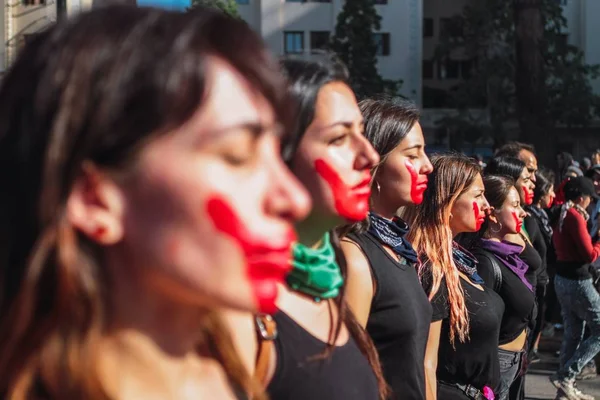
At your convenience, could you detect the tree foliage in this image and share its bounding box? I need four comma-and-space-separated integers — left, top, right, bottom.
190, 0, 239, 18
329, 0, 399, 99
433, 0, 600, 146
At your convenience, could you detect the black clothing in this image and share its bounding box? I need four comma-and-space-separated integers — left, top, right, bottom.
424, 273, 505, 392
524, 215, 549, 286
267, 310, 379, 400
347, 232, 431, 400
477, 253, 536, 345
556, 261, 592, 280
519, 241, 542, 288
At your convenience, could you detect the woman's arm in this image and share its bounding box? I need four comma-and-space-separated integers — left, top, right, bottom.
340, 239, 375, 328
424, 320, 442, 400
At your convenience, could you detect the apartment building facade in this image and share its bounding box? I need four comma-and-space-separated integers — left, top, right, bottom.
237, 0, 424, 105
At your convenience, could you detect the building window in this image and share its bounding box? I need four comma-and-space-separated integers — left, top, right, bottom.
423, 18, 434, 38
310, 31, 330, 53
22, 0, 45, 5
438, 59, 460, 79
284, 31, 304, 54
374, 0, 388, 4
440, 17, 463, 38
422, 60, 434, 79
460, 59, 475, 79
236, 0, 249, 4
373, 33, 390, 56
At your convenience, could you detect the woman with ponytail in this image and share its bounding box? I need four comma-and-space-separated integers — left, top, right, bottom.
0, 6, 311, 400
402, 154, 503, 400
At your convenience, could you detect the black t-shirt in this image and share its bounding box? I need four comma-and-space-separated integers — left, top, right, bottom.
520, 241, 542, 288
423, 271, 505, 391
347, 232, 432, 400
475, 253, 536, 345
524, 215, 548, 286
267, 310, 379, 400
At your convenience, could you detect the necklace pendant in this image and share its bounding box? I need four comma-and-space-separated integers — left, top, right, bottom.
314, 297, 322, 303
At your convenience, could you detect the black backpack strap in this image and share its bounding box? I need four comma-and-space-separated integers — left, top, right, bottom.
473, 248, 503, 292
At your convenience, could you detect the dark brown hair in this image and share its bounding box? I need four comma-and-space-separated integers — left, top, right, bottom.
0, 5, 288, 399
280, 59, 389, 399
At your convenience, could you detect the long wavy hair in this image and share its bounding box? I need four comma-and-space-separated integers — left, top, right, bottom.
401, 153, 481, 344
281, 58, 389, 400
0, 6, 289, 400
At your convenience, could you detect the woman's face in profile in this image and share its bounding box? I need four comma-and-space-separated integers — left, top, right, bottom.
102, 58, 311, 313
290, 82, 379, 222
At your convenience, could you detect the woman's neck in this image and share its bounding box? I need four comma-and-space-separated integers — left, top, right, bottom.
295, 211, 342, 247
100, 251, 215, 396
371, 198, 403, 220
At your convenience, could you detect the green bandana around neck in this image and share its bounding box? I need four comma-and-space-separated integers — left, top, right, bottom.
286, 232, 344, 302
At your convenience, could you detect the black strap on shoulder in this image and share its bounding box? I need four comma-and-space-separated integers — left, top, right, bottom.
472, 248, 503, 292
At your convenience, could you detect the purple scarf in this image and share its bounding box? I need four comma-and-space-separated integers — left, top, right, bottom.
479, 239, 533, 292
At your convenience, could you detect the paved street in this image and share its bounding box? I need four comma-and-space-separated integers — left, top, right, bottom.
525, 334, 600, 399
526, 353, 600, 399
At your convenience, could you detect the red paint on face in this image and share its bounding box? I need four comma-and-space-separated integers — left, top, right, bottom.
314, 159, 371, 222
546, 195, 554, 209
405, 160, 428, 205
512, 211, 522, 234
522, 185, 534, 205
206, 196, 296, 314
473, 201, 485, 231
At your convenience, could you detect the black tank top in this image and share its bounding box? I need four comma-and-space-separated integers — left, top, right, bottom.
347, 232, 432, 400
520, 241, 542, 288
475, 253, 536, 344
430, 277, 505, 391
267, 310, 379, 400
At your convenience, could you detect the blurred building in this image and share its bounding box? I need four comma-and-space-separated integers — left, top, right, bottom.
237, 0, 423, 105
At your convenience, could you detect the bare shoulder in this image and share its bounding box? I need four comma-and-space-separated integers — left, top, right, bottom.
340, 237, 371, 275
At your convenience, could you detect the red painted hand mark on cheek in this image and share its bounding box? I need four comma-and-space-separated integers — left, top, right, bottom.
546, 196, 555, 209
473, 202, 485, 231
206, 196, 296, 314
522, 185, 534, 205
405, 160, 428, 205
512, 211, 522, 234
314, 159, 371, 222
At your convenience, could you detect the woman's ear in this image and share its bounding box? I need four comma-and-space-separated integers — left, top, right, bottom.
66, 162, 126, 245
488, 209, 499, 224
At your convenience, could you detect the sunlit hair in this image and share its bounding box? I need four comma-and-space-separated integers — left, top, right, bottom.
0, 5, 286, 400
401, 153, 481, 344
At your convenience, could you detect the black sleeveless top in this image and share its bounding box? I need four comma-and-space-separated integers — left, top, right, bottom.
426, 275, 505, 391
520, 241, 542, 288
476, 253, 536, 345
267, 310, 379, 400
347, 232, 432, 400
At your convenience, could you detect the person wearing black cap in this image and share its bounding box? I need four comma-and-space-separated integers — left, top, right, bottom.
550, 177, 600, 400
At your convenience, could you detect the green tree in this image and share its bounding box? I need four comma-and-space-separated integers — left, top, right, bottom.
191, 0, 239, 18
434, 0, 600, 148
330, 0, 398, 99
